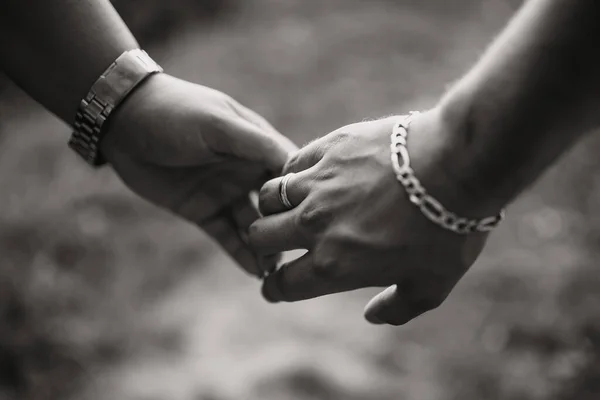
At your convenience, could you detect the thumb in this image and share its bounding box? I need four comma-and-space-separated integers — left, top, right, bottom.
364, 283, 445, 326
364, 284, 424, 326
364, 285, 408, 326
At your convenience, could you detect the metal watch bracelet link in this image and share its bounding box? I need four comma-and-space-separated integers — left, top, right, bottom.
390, 111, 505, 234
69, 49, 163, 166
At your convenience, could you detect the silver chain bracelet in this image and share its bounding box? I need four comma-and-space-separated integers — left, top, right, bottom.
390, 111, 505, 234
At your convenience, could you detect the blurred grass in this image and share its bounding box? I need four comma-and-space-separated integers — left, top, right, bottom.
1, 1, 600, 399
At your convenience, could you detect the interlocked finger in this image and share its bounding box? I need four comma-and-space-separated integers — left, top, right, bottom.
249, 208, 310, 255
258, 169, 311, 216
231, 195, 280, 275
202, 211, 263, 277
261, 252, 363, 302
282, 137, 330, 175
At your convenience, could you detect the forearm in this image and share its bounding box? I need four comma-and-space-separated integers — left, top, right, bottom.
0, 0, 139, 123
436, 0, 600, 212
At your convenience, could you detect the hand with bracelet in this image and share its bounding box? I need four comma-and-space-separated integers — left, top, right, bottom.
249, 110, 499, 325
0, 0, 297, 277
250, 0, 600, 325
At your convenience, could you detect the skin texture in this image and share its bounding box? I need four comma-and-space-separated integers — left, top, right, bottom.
0, 0, 298, 276
0, 0, 138, 122
251, 110, 488, 325
250, 0, 600, 325
103, 73, 297, 276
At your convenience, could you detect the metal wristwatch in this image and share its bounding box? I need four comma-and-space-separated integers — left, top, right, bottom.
69, 49, 163, 166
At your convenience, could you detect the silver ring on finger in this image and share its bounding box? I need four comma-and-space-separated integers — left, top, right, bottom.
278, 173, 295, 210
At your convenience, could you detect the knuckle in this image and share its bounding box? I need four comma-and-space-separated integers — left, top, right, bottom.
296, 203, 329, 231
331, 129, 353, 142
216, 90, 235, 104
315, 165, 337, 181
312, 254, 339, 281
283, 152, 302, 174
311, 239, 348, 281
328, 126, 359, 144
203, 110, 229, 136
297, 206, 315, 228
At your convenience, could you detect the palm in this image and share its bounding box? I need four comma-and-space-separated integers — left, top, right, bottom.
110, 154, 272, 276
100, 74, 296, 276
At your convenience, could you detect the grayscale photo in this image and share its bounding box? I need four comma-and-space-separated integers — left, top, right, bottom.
0, 0, 597, 399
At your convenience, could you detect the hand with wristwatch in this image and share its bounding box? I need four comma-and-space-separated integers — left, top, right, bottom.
4, 0, 600, 328
0, 1, 297, 278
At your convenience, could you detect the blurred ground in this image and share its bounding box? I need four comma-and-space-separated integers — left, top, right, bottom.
1, 1, 600, 399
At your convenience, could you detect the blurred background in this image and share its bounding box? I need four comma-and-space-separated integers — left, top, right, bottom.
1, 0, 600, 399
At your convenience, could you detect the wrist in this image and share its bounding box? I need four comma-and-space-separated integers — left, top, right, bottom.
69, 49, 162, 166
99, 72, 168, 162
405, 106, 507, 220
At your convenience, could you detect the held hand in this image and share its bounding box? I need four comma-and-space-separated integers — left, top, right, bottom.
249, 109, 494, 325
100, 73, 298, 277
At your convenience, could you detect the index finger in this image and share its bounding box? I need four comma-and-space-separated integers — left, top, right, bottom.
262, 252, 362, 302
231, 196, 280, 275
